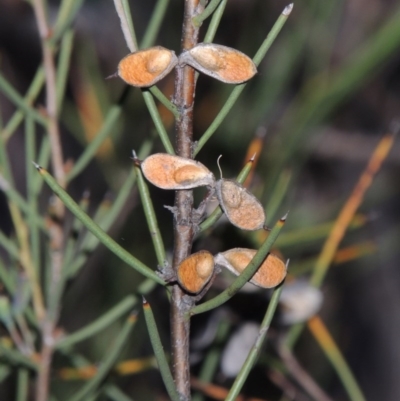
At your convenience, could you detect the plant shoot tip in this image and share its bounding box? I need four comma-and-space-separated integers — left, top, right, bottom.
283, 3, 294, 15
32, 161, 41, 170
281, 211, 289, 221
249, 153, 257, 162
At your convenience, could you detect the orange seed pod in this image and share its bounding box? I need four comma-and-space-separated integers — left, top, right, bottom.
214, 248, 287, 288
141, 153, 215, 190
177, 251, 215, 294
179, 43, 257, 84
216, 179, 265, 230
118, 47, 178, 87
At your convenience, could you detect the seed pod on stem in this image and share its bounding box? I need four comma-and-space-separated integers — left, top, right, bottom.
214, 155, 265, 231
177, 251, 215, 294
216, 179, 265, 230
117, 47, 178, 87
179, 43, 257, 84
140, 153, 215, 190
214, 248, 287, 288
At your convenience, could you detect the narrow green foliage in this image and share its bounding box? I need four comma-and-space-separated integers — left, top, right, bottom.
194, 5, 292, 155
57, 295, 137, 350
142, 299, 181, 401
56, 29, 75, 113
225, 282, 284, 401
16, 368, 29, 401
1, 68, 45, 142
142, 91, 175, 154
0, 74, 48, 127
140, 0, 170, 48
35, 165, 165, 285
203, 0, 227, 43
192, 0, 223, 27
66, 105, 122, 182
69, 312, 138, 401
103, 385, 134, 401
134, 164, 166, 266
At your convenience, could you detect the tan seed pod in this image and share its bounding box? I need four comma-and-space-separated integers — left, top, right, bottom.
216, 179, 265, 230
141, 153, 215, 190
179, 43, 257, 84
214, 248, 287, 288
177, 251, 215, 294
118, 47, 178, 87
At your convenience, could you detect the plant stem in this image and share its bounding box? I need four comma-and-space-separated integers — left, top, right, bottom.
171, 1, 204, 399
31, 0, 68, 398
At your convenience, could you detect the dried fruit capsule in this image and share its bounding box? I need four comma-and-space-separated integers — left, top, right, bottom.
118, 47, 178, 87
216, 179, 265, 230
179, 43, 257, 84
177, 251, 215, 294
140, 153, 215, 190
214, 248, 287, 288
141, 153, 215, 190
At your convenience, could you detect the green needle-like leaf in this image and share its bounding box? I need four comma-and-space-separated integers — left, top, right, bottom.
69, 313, 138, 401
34, 164, 165, 285
225, 282, 284, 401
142, 298, 181, 401
57, 295, 137, 350
134, 164, 166, 266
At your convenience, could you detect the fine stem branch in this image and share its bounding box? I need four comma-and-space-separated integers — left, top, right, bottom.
31, 0, 67, 398
171, 0, 205, 399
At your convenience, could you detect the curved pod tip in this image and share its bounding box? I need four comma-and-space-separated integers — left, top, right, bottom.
141, 153, 215, 190
215, 248, 287, 288
180, 43, 257, 84
216, 179, 265, 230
177, 251, 215, 294
118, 47, 178, 88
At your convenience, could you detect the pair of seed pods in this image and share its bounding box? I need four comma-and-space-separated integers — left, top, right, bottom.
140, 153, 287, 293
177, 249, 287, 294
117, 43, 257, 87
141, 153, 266, 231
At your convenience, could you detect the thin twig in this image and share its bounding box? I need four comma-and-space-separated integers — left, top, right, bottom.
170, 1, 204, 399
31, 0, 70, 398
32, 0, 66, 195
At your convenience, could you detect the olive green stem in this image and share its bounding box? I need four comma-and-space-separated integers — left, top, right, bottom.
1, 68, 45, 142
192, 0, 223, 27
0, 73, 48, 127
134, 164, 166, 266
140, 0, 170, 49
69, 313, 138, 401
225, 282, 284, 401
142, 299, 181, 401
66, 105, 122, 182
56, 295, 137, 350
34, 164, 165, 285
